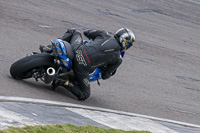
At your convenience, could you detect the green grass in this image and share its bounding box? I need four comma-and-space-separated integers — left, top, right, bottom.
0, 124, 151, 133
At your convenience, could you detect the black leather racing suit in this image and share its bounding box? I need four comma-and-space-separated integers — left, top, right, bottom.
61, 29, 122, 100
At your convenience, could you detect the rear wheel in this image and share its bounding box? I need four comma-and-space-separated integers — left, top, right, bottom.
10, 53, 54, 79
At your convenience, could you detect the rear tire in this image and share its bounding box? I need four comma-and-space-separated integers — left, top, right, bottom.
10, 53, 54, 79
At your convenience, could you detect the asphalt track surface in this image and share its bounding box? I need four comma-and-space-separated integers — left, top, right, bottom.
0, 0, 200, 126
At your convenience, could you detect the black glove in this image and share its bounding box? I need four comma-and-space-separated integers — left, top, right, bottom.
102, 71, 111, 80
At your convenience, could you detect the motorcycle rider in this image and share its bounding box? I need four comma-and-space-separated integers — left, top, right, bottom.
41, 28, 135, 101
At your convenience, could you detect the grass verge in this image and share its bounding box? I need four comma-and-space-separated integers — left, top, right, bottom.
0, 124, 151, 133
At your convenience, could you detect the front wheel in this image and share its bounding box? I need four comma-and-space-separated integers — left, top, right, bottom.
10, 53, 54, 79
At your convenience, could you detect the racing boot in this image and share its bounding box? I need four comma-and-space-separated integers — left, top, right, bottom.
51, 79, 60, 91
39, 45, 52, 53
52, 79, 73, 91
63, 80, 74, 90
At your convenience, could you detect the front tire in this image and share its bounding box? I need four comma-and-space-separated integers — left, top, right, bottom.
10, 53, 54, 79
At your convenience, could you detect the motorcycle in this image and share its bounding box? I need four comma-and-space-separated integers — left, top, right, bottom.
10, 39, 125, 88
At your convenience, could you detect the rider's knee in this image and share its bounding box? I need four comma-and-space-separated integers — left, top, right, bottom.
78, 91, 90, 101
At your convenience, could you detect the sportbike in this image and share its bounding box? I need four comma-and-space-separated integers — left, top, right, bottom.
10, 39, 125, 88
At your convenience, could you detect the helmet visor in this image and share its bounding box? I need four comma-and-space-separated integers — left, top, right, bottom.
124, 42, 133, 51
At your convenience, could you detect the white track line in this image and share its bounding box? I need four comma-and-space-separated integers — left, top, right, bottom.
0, 96, 199, 129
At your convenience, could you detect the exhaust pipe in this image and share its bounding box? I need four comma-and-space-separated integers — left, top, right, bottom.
44, 67, 56, 84
47, 67, 56, 76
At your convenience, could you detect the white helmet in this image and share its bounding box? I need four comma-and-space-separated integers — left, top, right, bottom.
114, 28, 135, 51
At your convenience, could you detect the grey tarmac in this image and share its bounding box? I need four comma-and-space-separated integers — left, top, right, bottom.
0, 0, 200, 128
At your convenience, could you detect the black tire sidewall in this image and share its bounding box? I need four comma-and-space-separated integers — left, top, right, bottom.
10, 53, 54, 79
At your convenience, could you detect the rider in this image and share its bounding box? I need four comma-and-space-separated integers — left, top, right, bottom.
42, 28, 135, 101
